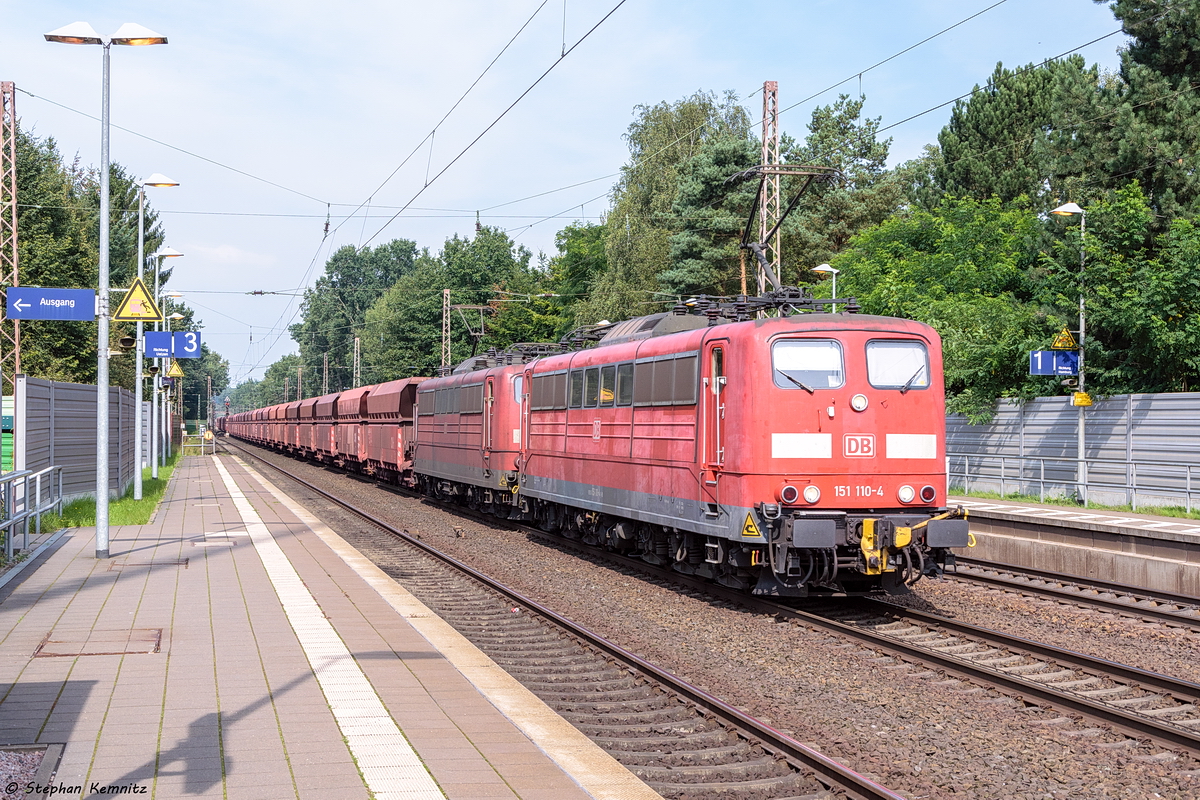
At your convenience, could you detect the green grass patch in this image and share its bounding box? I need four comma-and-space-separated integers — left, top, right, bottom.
951, 486, 1200, 520
41, 450, 184, 530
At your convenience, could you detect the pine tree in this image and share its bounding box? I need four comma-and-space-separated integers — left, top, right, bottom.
573, 91, 751, 324
662, 134, 758, 298
1048, 1, 1200, 222
938, 58, 1088, 204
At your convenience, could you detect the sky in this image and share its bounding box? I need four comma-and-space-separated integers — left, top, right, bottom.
1, 0, 1128, 387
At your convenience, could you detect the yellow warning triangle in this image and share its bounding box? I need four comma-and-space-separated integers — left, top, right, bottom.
112, 277, 162, 321
1051, 327, 1077, 350
167, 360, 184, 378
741, 513, 762, 538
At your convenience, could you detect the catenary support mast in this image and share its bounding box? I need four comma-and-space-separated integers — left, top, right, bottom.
0, 82, 20, 392
758, 81, 781, 295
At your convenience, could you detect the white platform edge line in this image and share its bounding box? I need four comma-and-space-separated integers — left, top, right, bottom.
227, 454, 660, 800
211, 456, 445, 800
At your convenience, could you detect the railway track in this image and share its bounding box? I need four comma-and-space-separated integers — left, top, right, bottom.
577, 552, 1200, 759
225, 439, 1200, 764
817, 600, 1200, 756
223, 441, 905, 800
948, 557, 1200, 630
399, 477, 1200, 758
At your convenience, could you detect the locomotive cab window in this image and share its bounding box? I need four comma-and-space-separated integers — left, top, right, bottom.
867, 340, 930, 391
772, 340, 844, 390
569, 370, 584, 408
616, 363, 634, 406
599, 365, 616, 406
710, 347, 725, 394
513, 375, 524, 403
583, 367, 600, 408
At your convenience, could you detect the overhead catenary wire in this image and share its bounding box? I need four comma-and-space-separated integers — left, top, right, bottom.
9, 1, 1037, 243
331, 0, 554, 239
478, 0, 1020, 228
17, 87, 327, 205
496, 2, 1148, 236
55, 3, 1144, 386
357, 0, 631, 250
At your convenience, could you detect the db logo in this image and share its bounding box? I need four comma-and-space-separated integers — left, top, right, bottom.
844, 434, 875, 458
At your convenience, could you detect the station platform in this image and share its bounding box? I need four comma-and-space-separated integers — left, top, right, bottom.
0, 455, 657, 800
949, 494, 1200, 597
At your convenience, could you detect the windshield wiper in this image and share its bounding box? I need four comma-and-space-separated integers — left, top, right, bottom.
899, 366, 926, 394
776, 370, 815, 394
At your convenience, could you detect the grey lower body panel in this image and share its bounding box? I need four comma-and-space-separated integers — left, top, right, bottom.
521, 472, 754, 541
414, 456, 501, 489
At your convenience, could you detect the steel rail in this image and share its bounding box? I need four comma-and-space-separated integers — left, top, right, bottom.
950, 556, 1200, 629
221, 441, 907, 800
866, 601, 1200, 700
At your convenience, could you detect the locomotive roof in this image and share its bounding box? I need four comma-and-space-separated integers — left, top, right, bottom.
431, 310, 935, 382
596, 312, 709, 346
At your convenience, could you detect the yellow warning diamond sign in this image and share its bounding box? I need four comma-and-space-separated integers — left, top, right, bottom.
112, 277, 162, 322
166, 360, 185, 378
1051, 327, 1077, 350
742, 513, 762, 538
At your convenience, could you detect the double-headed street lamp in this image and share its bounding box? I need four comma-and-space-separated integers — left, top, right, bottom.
134, 174, 178, 500
45, 21, 168, 559
1051, 201, 1087, 501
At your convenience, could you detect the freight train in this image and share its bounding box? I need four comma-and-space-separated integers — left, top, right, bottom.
223, 294, 968, 597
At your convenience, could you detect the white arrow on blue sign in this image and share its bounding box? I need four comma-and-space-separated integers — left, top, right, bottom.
6, 288, 96, 321
144, 330, 202, 358
1029, 350, 1079, 376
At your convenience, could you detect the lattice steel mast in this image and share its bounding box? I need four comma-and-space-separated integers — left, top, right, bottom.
757, 81, 781, 295
0, 82, 20, 391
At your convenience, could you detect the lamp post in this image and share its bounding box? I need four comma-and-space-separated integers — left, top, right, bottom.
151, 248, 183, 474
46, 21, 168, 559
1051, 201, 1087, 502
812, 264, 839, 312
134, 174, 177, 500
165, 310, 185, 456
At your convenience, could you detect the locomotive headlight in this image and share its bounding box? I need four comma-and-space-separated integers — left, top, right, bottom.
920, 485, 937, 503
779, 485, 800, 504
850, 393, 869, 412
897, 484, 916, 503
803, 485, 821, 504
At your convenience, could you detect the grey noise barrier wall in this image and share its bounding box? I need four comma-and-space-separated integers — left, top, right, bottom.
947, 392, 1200, 508
947, 392, 1200, 597
13, 375, 149, 503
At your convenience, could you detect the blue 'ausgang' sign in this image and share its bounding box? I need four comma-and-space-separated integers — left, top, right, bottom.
6, 288, 96, 321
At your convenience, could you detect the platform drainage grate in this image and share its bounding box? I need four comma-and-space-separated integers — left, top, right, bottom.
34, 628, 162, 657
108, 559, 189, 571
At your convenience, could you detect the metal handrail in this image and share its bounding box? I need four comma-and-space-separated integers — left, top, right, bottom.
1, 465, 65, 561
948, 452, 1198, 511
181, 434, 215, 456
